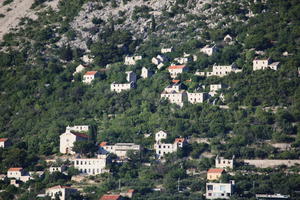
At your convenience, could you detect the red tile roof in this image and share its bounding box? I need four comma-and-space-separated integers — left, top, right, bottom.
100, 195, 122, 200
72, 132, 89, 139
175, 138, 186, 143
85, 71, 98, 76
0, 138, 8, 142
207, 168, 224, 174
172, 80, 180, 84
128, 189, 135, 193
168, 65, 186, 70
8, 167, 23, 171
99, 142, 108, 147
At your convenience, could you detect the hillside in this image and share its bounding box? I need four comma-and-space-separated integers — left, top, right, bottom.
0, 0, 300, 199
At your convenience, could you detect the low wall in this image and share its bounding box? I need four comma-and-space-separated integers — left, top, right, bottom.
244, 159, 300, 168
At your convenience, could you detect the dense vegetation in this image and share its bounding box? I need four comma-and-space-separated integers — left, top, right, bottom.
0, 0, 299, 199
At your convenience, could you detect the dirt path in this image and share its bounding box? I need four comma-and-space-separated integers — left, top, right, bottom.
0, 0, 36, 40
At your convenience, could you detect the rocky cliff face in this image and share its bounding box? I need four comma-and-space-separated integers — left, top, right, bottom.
57, 0, 217, 51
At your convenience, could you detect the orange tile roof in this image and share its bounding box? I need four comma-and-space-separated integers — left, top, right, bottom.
85, 71, 98, 76
168, 65, 186, 70
175, 138, 186, 143
207, 168, 224, 174
8, 167, 23, 171
0, 138, 8, 142
99, 142, 108, 147
100, 195, 122, 200
172, 80, 180, 83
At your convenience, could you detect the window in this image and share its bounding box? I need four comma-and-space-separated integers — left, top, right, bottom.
207, 185, 213, 190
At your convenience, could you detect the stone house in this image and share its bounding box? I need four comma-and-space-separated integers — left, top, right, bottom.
0, 138, 10, 148
99, 142, 141, 159
124, 56, 142, 65
215, 155, 234, 169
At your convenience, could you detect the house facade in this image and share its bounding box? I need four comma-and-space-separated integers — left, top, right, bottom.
7, 168, 31, 182
73, 155, 108, 175
59, 126, 88, 154
167, 65, 188, 79
99, 143, 141, 159
187, 92, 207, 104
206, 181, 235, 199
253, 58, 280, 71
69, 125, 89, 132
154, 131, 187, 159
215, 155, 234, 169
0, 138, 10, 148
200, 45, 217, 56
46, 185, 78, 200
141, 67, 153, 79
124, 56, 142, 65
207, 168, 224, 180
207, 64, 241, 77
83, 71, 99, 84
161, 47, 173, 53
110, 82, 135, 93
73, 64, 88, 75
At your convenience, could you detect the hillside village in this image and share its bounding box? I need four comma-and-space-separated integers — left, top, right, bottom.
0, 0, 300, 199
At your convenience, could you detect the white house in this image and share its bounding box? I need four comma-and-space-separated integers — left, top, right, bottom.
209, 84, 225, 97
124, 56, 142, 65
167, 65, 188, 79
72, 154, 108, 175
161, 83, 187, 107
82, 71, 99, 84
82, 55, 94, 64
152, 55, 168, 65
99, 142, 141, 159
206, 181, 235, 199
187, 92, 207, 104
141, 67, 153, 79
253, 58, 280, 71
200, 45, 217, 56
215, 155, 234, 169
223, 34, 233, 44
0, 138, 10, 148
126, 71, 137, 83
207, 64, 241, 77
154, 131, 187, 159
155, 130, 168, 142
49, 166, 66, 174
110, 82, 135, 93
161, 90, 187, 107
59, 126, 89, 154
69, 125, 89, 132
46, 185, 78, 200
174, 57, 191, 65
73, 64, 88, 75
161, 47, 173, 53
7, 168, 31, 183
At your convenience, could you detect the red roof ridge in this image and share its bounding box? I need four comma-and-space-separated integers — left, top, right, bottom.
0, 138, 8, 142
71, 132, 89, 138
168, 65, 186, 70
100, 194, 121, 200
85, 71, 98, 75
207, 168, 224, 173
8, 167, 23, 171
